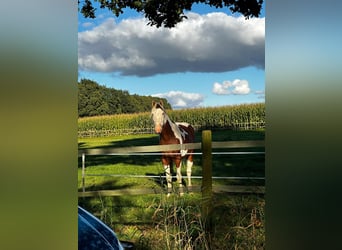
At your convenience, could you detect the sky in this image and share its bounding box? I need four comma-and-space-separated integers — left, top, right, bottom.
78, 2, 265, 109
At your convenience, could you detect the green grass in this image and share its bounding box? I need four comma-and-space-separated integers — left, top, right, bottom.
79, 193, 265, 249
78, 129, 265, 249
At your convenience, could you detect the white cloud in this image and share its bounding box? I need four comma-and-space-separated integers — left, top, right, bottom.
212, 79, 251, 95
78, 13, 264, 76
231, 79, 250, 94
212, 82, 229, 95
152, 91, 204, 109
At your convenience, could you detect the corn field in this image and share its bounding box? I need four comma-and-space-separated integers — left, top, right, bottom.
78, 103, 265, 137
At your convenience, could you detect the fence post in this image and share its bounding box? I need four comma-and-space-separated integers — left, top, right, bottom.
201, 130, 213, 231
82, 153, 85, 192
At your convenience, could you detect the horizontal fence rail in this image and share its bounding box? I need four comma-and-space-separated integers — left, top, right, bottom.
78, 140, 264, 156
78, 143, 201, 156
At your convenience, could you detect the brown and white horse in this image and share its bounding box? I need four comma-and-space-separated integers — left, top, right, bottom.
151, 100, 195, 195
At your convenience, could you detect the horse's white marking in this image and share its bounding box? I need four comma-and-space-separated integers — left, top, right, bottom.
176, 165, 184, 196
152, 106, 189, 156
168, 118, 188, 156
176, 122, 189, 140
176, 122, 190, 127
164, 164, 172, 190
186, 160, 193, 186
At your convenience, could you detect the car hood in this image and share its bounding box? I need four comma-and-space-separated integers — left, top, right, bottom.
78, 206, 124, 250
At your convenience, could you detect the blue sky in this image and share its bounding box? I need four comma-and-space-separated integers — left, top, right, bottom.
78, 2, 265, 109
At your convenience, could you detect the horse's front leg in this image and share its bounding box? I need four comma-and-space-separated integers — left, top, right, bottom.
162, 157, 172, 195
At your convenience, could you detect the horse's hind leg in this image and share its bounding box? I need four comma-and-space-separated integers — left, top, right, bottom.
176, 162, 184, 196
164, 164, 172, 195
186, 160, 193, 187
187, 154, 193, 187
162, 158, 172, 195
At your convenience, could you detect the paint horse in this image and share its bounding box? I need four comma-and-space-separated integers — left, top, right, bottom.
151, 101, 195, 195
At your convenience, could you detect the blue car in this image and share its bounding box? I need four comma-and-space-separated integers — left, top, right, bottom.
78, 206, 134, 250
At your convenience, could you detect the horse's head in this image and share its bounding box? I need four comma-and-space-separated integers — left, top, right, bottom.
151, 101, 166, 134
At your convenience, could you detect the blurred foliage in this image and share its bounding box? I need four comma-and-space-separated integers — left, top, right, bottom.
78, 0, 264, 28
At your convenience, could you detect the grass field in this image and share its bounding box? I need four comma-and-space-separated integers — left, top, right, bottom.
78, 129, 265, 249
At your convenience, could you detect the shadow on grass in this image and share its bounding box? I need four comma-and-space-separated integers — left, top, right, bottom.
210, 152, 265, 186
78, 178, 138, 192
210, 129, 265, 141
78, 135, 161, 168
78, 154, 161, 168
145, 170, 188, 189
78, 135, 160, 149
78, 179, 138, 237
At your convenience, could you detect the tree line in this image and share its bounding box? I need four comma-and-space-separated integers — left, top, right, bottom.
78, 79, 171, 117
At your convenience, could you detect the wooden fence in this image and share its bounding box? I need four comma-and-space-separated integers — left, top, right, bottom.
78, 131, 265, 200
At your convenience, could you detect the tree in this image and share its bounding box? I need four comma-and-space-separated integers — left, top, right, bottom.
78, 79, 172, 117
78, 0, 263, 28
